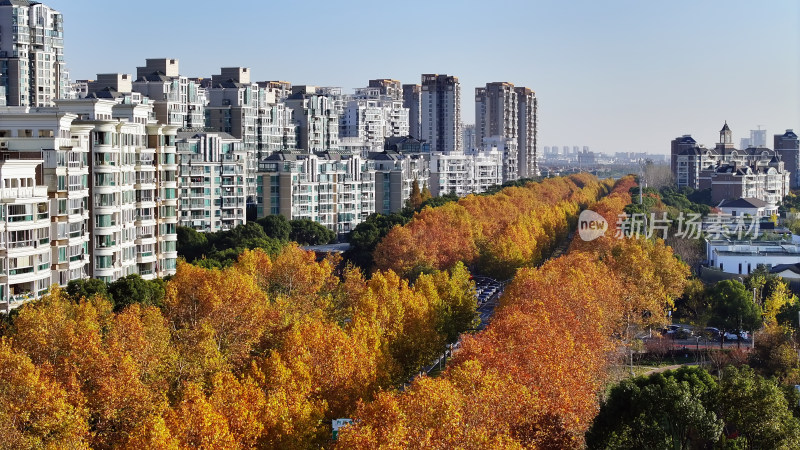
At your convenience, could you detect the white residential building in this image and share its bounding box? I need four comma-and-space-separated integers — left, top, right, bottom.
0, 109, 92, 291
429, 152, 470, 197
177, 131, 248, 232
257, 152, 375, 235
707, 239, 800, 276
58, 98, 178, 282
483, 136, 518, 182
469, 147, 504, 192
131, 58, 205, 129
0, 158, 51, 311
340, 97, 409, 151
0, 1, 67, 107
285, 86, 339, 153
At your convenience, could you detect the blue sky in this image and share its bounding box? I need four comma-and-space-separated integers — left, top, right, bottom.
56, 0, 798, 154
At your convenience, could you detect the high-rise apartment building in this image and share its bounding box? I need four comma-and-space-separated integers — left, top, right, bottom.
0, 0, 67, 106
57, 98, 179, 282
0, 157, 51, 311
204, 67, 259, 205
367, 79, 402, 101
775, 129, 799, 188
285, 86, 339, 153
516, 87, 537, 177
176, 131, 248, 231
421, 74, 461, 153
256, 81, 296, 155
257, 152, 375, 235
340, 84, 409, 151
132, 59, 205, 129
475, 82, 517, 147
475, 82, 538, 178
475, 82, 517, 180
402, 84, 421, 139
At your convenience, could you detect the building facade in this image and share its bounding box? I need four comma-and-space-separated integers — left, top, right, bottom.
0, 0, 67, 107
402, 83, 421, 139
775, 129, 799, 188
176, 131, 248, 232
257, 152, 375, 235
421, 74, 461, 153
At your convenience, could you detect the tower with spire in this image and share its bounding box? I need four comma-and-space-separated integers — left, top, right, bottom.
719, 121, 733, 145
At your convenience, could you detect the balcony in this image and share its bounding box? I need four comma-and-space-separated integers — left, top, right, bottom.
1, 186, 47, 200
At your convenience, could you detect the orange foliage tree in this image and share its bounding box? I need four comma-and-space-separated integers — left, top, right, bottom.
374, 174, 613, 279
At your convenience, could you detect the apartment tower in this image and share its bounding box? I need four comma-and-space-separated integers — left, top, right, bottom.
421, 74, 461, 153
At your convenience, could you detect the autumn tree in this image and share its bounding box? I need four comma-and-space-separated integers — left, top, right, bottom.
0, 338, 89, 449
164, 262, 271, 370
406, 178, 424, 210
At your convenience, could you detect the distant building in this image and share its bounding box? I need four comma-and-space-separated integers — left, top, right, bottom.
421, 74, 461, 153
257, 152, 375, 235
707, 239, 800, 276
673, 123, 793, 196
0, 1, 68, 106
775, 129, 799, 188
462, 124, 476, 151
402, 84, 421, 139
717, 197, 776, 218
751, 128, 767, 148
176, 131, 248, 231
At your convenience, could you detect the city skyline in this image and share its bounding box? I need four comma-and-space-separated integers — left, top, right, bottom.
41, 1, 800, 154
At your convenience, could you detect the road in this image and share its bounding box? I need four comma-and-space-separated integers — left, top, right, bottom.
407, 231, 578, 384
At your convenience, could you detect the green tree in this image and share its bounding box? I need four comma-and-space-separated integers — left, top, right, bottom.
709, 280, 763, 333
717, 365, 800, 449
66, 278, 109, 301
289, 219, 335, 245
176, 225, 208, 262
107, 274, 166, 311
346, 212, 409, 272
587, 366, 723, 449
256, 214, 291, 241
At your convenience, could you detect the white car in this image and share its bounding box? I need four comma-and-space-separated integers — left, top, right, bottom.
724, 331, 749, 341
723, 332, 738, 340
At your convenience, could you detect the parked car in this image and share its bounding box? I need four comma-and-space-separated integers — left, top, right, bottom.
704, 327, 721, 338
663, 325, 693, 339
724, 331, 739, 340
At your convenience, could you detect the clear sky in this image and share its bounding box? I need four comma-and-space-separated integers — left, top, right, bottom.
55, 0, 798, 154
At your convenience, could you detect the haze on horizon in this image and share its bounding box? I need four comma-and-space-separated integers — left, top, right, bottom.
57, 0, 798, 155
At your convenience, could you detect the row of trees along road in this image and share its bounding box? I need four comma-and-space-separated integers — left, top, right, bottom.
0, 173, 708, 448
